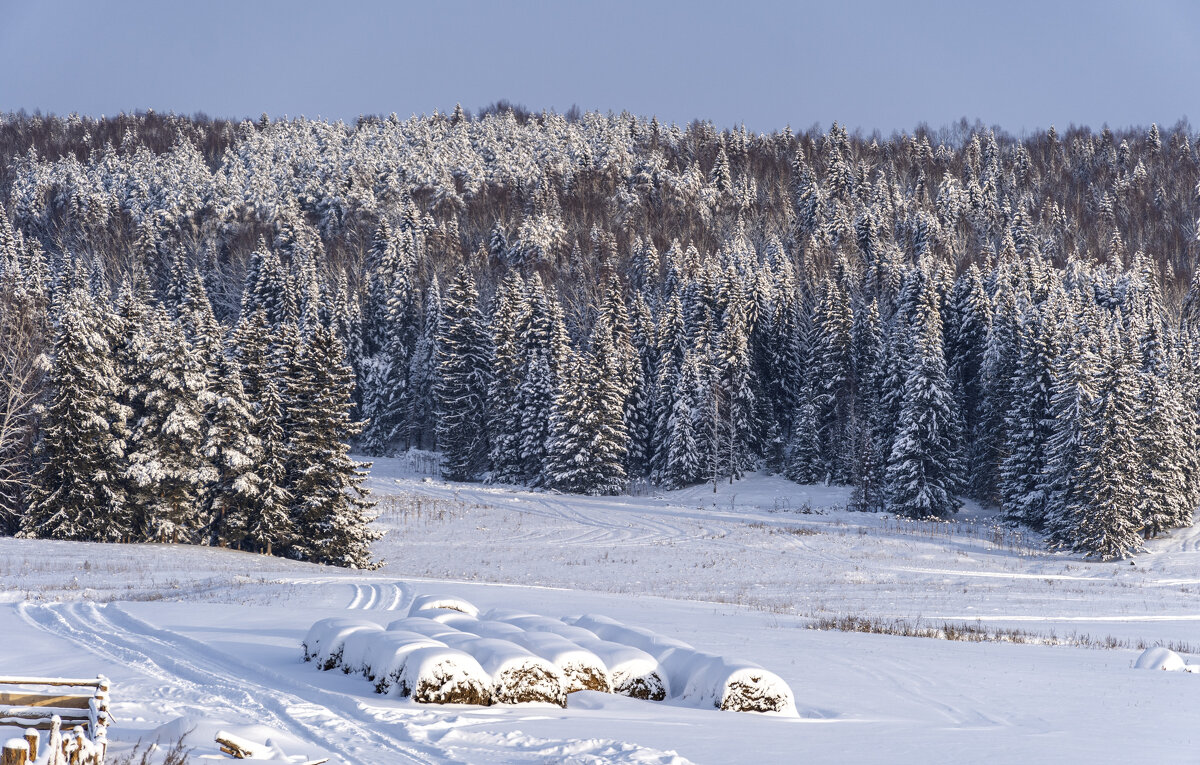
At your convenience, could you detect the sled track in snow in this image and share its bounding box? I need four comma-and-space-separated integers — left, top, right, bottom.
19, 602, 451, 765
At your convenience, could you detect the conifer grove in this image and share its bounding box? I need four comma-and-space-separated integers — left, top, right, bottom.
1, 108, 1199, 562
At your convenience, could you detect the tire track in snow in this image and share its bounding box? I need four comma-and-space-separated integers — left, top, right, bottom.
346, 582, 407, 611
19, 602, 451, 765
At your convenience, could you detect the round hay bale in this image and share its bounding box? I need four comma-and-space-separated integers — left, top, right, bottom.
302, 618, 383, 670
386, 616, 460, 639
510, 631, 612, 693
358, 631, 448, 693
397, 646, 493, 705
408, 594, 480, 618
439, 634, 567, 706
573, 638, 667, 700
570, 614, 693, 659
668, 649, 797, 714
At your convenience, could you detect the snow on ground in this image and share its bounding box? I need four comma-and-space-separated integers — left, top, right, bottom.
3, 455, 1200, 763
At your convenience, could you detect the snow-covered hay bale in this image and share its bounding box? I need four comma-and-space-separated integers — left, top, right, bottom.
665, 649, 797, 714
439, 634, 567, 706
303, 618, 383, 670
358, 631, 450, 693
408, 594, 480, 618
574, 638, 667, 700
396, 645, 493, 705
482, 608, 539, 622
429, 611, 480, 628
569, 614, 693, 658
498, 615, 601, 644
459, 620, 527, 641
386, 616, 461, 639
509, 631, 612, 693
340, 628, 391, 676
1135, 647, 1188, 672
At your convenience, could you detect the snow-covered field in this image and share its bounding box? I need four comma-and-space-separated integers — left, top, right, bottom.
4, 455, 1200, 764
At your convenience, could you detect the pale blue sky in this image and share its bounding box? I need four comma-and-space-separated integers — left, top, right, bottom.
1, 0, 1195, 134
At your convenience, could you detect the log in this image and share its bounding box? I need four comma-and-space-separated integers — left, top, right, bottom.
0, 693, 92, 709
215, 730, 271, 759
0, 678, 106, 689
1, 739, 28, 765
20, 731, 35, 763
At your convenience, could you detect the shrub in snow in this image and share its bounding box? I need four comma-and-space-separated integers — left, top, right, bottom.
1134, 647, 1189, 672
407, 594, 480, 618
395, 645, 493, 705
438, 634, 567, 706
302, 618, 383, 670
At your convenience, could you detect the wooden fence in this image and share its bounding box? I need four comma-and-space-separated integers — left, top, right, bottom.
0, 676, 109, 765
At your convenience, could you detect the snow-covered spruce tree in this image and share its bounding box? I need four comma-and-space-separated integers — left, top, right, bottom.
1052, 324, 1145, 559
625, 291, 658, 479
1042, 306, 1098, 547
244, 377, 292, 556
434, 267, 491, 482
946, 265, 992, 498
848, 298, 886, 511
487, 271, 527, 482
202, 350, 260, 548
999, 298, 1062, 529
360, 245, 419, 455
975, 270, 1021, 501
812, 273, 853, 481
1135, 320, 1191, 537
406, 276, 442, 450
715, 296, 756, 479
24, 286, 131, 541
124, 305, 214, 543
659, 349, 703, 488
284, 324, 378, 568
515, 276, 559, 484
546, 313, 629, 495
241, 239, 293, 329
885, 273, 962, 519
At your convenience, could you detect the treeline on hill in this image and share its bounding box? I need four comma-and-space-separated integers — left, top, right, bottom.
0, 107, 1198, 562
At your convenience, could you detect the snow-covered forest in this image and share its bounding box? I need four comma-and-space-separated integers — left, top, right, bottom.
1, 108, 1199, 563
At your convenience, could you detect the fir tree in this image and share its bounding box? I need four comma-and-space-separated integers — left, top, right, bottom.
285, 325, 378, 568
124, 307, 213, 543
24, 287, 131, 541
885, 277, 962, 518
434, 267, 491, 481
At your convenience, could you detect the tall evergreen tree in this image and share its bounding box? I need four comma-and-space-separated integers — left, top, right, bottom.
885, 277, 962, 518
24, 287, 131, 541
285, 325, 378, 568
434, 267, 491, 481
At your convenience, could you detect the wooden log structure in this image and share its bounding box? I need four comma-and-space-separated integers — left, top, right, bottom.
0, 677, 110, 764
